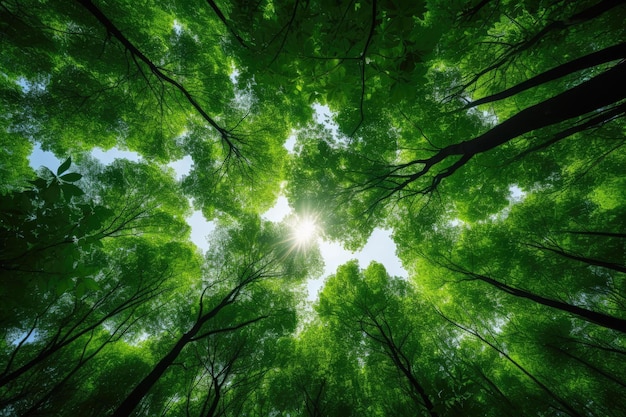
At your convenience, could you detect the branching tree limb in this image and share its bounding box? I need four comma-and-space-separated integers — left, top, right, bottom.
111, 251, 283, 417
507, 102, 626, 163
76, 0, 243, 157
355, 62, 626, 208
205, 0, 250, 49
463, 42, 626, 109
440, 261, 626, 333
351, 0, 378, 136
268, 0, 301, 66
447, 0, 625, 100
525, 242, 626, 274
435, 310, 584, 417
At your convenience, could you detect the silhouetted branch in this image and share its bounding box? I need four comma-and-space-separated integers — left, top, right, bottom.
76, 0, 243, 157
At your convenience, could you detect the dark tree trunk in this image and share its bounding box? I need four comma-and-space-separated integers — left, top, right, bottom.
111, 332, 194, 417
368, 319, 439, 417
527, 243, 626, 274
111, 293, 234, 417
0, 282, 160, 388
452, 0, 626, 95
465, 42, 626, 109
204, 380, 221, 417
455, 61, 626, 156
509, 102, 626, 162
460, 269, 626, 333
111, 274, 266, 417
547, 344, 626, 388
382, 62, 626, 197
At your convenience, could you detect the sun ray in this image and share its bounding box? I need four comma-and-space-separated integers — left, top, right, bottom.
290, 214, 319, 249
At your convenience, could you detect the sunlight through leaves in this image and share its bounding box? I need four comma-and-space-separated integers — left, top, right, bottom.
290, 214, 319, 250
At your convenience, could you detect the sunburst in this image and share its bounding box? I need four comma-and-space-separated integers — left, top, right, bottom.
290, 215, 319, 249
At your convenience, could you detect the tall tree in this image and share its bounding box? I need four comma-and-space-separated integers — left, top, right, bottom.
112, 217, 320, 416
317, 261, 442, 417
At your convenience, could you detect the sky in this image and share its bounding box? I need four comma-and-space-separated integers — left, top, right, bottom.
261, 195, 407, 300
28, 104, 408, 301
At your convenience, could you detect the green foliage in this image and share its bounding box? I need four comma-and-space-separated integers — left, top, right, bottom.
1, 0, 625, 416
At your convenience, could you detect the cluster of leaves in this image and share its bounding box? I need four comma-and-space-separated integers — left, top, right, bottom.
1, 158, 102, 302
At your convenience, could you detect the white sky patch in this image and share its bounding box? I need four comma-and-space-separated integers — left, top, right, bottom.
262, 195, 291, 222
230, 67, 240, 84
172, 20, 183, 35
312, 103, 340, 138
284, 132, 296, 153
463, 93, 499, 126
167, 155, 193, 180
448, 218, 465, 228
187, 210, 215, 253
508, 184, 526, 203
481, 109, 499, 126
229, 66, 255, 112
29, 144, 60, 170
91, 147, 141, 164
352, 229, 407, 279
9, 329, 40, 346
306, 229, 407, 301
488, 184, 528, 222
29, 145, 142, 171
16, 76, 48, 93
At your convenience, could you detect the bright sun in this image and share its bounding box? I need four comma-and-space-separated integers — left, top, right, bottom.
291, 216, 318, 247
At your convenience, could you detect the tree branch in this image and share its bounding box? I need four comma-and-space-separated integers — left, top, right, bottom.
463, 43, 626, 110
76, 0, 243, 157
350, 0, 378, 136
447, 0, 625, 99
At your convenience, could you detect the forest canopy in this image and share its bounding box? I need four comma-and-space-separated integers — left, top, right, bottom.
1, 0, 625, 416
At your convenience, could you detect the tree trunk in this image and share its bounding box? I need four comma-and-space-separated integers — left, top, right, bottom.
455, 61, 626, 156
527, 243, 626, 274
205, 380, 221, 417
465, 42, 626, 109
110, 278, 264, 416
467, 271, 626, 333
389, 62, 626, 196
452, 0, 626, 95
0, 283, 159, 388
111, 295, 234, 416
438, 312, 583, 417
369, 319, 439, 417
547, 344, 626, 388
111, 331, 195, 417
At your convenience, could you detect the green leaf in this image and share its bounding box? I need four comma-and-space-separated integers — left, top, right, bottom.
82, 277, 100, 291
83, 206, 114, 231
28, 177, 48, 190
55, 278, 73, 295
42, 166, 56, 177
75, 281, 85, 298
57, 157, 71, 175
60, 172, 82, 182
61, 183, 85, 198
43, 183, 61, 204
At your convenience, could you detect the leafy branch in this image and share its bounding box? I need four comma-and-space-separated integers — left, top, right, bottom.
76, 0, 243, 158
351, 0, 378, 136
446, 0, 624, 101
349, 62, 626, 210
